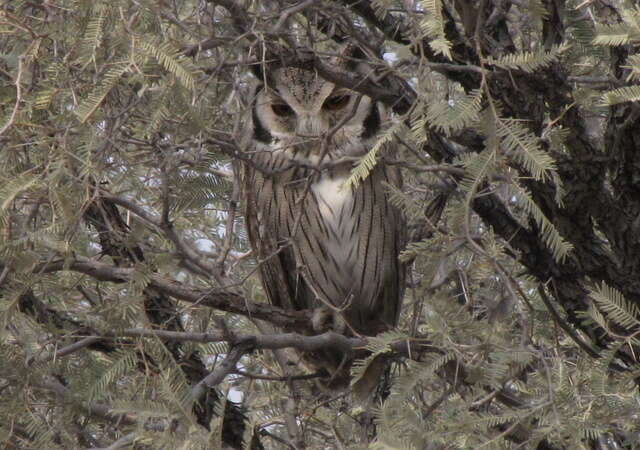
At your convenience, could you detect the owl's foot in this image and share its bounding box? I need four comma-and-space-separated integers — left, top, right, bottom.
311, 306, 347, 334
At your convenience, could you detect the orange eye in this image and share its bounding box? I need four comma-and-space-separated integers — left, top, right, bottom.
272, 103, 294, 116
323, 95, 350, 111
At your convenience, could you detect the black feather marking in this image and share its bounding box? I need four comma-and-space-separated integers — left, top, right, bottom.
285, 192, 296, 236
360, 185, 373, 290
252, 91, 273, 144
303, 206, 329, 260
370, 175, 380, 279
328, 269, 342, 292
347, 244, 356, 262
298, 239, 333, 304
314, 196, 331, 238
309, 190, 331, 238
361, 102, 380, 139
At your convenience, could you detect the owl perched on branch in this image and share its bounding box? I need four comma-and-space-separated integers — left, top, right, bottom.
241, 47, 405, 391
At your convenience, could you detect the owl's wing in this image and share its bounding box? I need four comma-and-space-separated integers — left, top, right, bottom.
356, 164, 406, 333
242, 164, 307, 315
382, 164, 407, 327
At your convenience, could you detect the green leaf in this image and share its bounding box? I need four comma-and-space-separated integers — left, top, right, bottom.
496, 117, 558, 182
590, 282, 640, 330
487, 44, 568, 73
138, 38, 196, 90
75, 62, 131, 123
344, 121, 403, 189
600, 85, 640, 106
420, 0, 452, 60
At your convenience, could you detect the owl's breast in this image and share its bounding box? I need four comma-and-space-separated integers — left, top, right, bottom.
311, 173, 353, 230
310, 172, 359, 284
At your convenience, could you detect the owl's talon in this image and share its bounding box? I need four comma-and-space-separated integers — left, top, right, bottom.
311, 306, 346, 334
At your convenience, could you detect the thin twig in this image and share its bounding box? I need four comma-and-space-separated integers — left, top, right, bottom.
216, 171, 241, 272
538, 284, 599, 358
274, 0, 316, 32
423, 385, 455, 420
45, 337, 102, 363
102, 193, 218, 278
89, 433, 136, 450
233, 368, 324, 381
39, 378, 137, 427
32, 256, 311, 329
0, 49, 29, 137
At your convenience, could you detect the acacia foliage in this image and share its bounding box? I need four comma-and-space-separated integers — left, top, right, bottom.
2, 0, 640, 449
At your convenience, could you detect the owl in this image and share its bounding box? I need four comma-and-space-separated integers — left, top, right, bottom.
241, 51, 405, 389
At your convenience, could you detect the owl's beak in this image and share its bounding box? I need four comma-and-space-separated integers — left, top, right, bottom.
296, 113, 329, 138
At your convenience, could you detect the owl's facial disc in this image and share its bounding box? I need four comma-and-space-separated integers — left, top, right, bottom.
274, 90, 354, 118
322, 93, 351, 111
251, 68, 383, 150
267, 85, 359, 138
270, 101, 294, 117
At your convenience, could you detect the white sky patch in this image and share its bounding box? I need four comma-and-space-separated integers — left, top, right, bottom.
175, 270, 189, 282
383, 52, 398, 63
195, 238, 215, 252
228, 388, 244, 403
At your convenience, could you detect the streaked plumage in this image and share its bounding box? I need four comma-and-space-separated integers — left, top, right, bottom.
241, 59, 405, 386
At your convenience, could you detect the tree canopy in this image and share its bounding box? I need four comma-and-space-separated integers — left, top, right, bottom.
2, 0, 640, 449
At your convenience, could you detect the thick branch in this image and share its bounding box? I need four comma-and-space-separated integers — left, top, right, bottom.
191, 341, 254, 403
33, 257, 311, 329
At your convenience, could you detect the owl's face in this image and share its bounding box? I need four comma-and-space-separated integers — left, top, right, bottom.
251, 67, 382, 156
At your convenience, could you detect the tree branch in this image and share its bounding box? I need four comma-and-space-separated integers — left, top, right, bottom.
191, 341, 254, 403
32, 257, 311, 329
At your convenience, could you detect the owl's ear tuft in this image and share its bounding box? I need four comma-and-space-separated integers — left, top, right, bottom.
251, 98, 273, 144
337, 43, 375, 73
342, 44, 367, 60
249, 62, 264, 81
249, 62, 278, 89
339, 44, 366, 71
